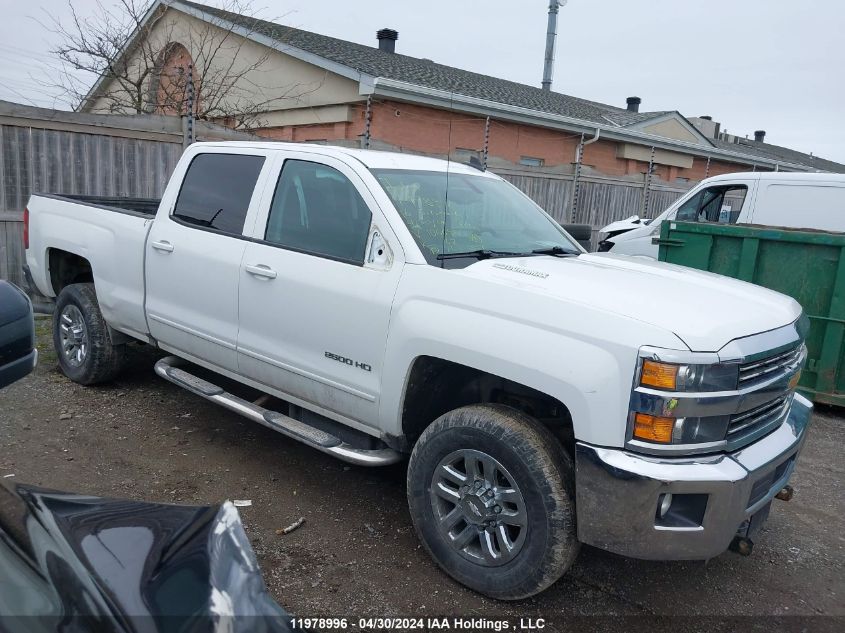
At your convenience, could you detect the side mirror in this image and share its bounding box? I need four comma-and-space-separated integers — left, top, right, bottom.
0, 281, 37, 389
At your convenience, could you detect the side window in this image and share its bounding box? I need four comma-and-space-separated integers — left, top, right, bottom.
698, 190, 725, 222
265, 160, 372, 264
674, 186, 748, 224
675, 191, 703, 222
173, 153, 265, 234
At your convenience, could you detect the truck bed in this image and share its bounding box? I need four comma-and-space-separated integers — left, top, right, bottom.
36, 193, 161, 218
25, 192, 157, 341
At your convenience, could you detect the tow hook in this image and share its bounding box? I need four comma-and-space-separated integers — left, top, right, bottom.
775, 485, 794, 501
729, 536, 754, 556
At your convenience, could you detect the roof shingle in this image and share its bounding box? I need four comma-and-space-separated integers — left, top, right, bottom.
181, 0, 668, 126
711, 138, 845, 173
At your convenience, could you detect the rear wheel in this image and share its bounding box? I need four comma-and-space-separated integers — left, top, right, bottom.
407, 404, 579, 599
53, 283, 125, 385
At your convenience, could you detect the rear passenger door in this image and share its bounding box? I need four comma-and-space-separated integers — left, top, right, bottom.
236, 152, 404, 428
145, 149, 273, 371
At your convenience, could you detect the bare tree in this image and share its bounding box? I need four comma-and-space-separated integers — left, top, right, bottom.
42, 0, 323, 128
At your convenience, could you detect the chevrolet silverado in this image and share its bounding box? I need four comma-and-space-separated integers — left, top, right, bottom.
23, 142, 812, 599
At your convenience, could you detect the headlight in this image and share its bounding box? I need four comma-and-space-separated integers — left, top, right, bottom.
630, 352, 739, 450
639, 359, 738, 392
631, 411, 730, 445
630, 335, 806, 454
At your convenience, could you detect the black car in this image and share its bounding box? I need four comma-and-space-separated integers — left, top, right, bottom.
0, 280, 37, 389
0, 280, 291, 632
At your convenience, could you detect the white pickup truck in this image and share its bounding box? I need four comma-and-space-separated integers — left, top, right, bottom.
24, 142, 812, 599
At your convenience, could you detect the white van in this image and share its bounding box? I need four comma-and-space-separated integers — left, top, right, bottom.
598, 172, 845, 258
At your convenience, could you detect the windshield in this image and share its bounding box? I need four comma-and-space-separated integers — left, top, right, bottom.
372, 169, 580, 267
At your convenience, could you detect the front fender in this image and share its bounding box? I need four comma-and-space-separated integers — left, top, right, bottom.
378, 268, 684, 447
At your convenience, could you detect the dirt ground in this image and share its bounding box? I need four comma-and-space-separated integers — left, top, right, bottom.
1, 317, 843, 624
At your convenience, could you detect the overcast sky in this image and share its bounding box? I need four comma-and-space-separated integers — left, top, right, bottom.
1, 0, 843, 162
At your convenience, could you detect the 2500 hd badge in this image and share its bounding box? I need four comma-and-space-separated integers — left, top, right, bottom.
325, 351, 372, 372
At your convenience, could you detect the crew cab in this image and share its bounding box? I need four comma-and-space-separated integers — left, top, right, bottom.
24, 142, 812, 599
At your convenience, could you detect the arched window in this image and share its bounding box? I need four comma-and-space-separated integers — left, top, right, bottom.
147, 42, 197, 115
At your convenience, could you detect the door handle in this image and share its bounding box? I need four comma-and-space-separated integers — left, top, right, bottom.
245, 264, 277, 279
151, 240, 174, 253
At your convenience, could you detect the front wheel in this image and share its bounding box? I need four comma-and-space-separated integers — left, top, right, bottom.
407, 404, 579, 599
53, 283, 125, 385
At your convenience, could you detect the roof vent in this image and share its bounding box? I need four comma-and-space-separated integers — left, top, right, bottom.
377, 28, 398, 54
626, 96, 641, 112
754, 130, 766, 143
700, 115, 712, 120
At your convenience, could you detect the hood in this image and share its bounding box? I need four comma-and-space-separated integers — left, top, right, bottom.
0, 281, 31, 328
460, 253, 801, 352
600, 215, 647, 235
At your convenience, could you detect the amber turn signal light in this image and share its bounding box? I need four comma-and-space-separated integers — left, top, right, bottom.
633, 413, 675, 443
640, 360, 678, 390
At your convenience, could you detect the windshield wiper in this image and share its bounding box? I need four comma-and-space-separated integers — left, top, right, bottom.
530, 245, 580, 257
437, 246, 580, 261
436, 249, 523, 261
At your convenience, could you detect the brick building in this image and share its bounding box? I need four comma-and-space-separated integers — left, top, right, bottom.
81, 0, 845, 235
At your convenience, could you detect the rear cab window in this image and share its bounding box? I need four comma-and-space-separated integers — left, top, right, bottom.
173, 153, 266, 234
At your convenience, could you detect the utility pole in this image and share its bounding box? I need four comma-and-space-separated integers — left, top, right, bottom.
542, 0, 567, 91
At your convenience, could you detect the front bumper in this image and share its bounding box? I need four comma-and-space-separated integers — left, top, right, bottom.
575, 393, 812, 560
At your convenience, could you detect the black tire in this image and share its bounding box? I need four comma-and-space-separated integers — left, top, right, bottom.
407, 404, 579, 600
53, 283, 126, 385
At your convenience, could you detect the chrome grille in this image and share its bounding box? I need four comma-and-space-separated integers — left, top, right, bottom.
728, 395, 790, 441
738, 345, 803, 388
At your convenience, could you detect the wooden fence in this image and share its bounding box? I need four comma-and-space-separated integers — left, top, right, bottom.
0, 100, 695, 287
498, 170, 690, 248
0, 100, 253, 288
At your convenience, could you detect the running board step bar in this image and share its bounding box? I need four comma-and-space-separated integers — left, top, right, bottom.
154, 356, 402, 467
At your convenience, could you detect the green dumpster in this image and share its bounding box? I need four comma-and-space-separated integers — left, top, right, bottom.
657, 221, 845, 406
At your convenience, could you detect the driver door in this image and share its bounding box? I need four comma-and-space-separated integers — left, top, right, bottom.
632, 180, 757, 257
